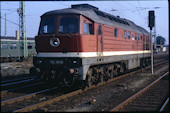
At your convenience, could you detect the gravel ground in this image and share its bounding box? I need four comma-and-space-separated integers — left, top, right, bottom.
1, 86, 75, 112
33, 61, 169, 112
123, 75, 169, 111
1, 57, 33, 78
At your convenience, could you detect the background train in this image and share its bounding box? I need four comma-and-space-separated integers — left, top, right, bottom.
30, 4, 151, 87
0, 36, 36, 62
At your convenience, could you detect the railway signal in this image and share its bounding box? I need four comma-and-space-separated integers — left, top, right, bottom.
148, 10, 155, 74
148, 11, 155, 30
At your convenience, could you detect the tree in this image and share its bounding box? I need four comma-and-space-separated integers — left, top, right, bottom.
156, 36, 166, 45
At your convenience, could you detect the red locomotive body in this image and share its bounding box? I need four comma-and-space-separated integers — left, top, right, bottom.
30, 4, 151, 86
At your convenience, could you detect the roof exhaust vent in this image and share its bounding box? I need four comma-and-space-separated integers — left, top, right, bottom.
71, 4, 98, 10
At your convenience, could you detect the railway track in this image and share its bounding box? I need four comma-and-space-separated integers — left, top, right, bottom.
1, 82, 42, 99
1, 76, 32, 84
159, 97, 169, 112
0, 78, 40, 91
1, 78, 34, 87
110, 72, 169, 112
1, 86, 58, 106
1, 59, 168, 112
1, 59, 166, 112
1, 85, 78, 112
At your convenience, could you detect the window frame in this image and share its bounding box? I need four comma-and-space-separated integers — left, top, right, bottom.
114, 28, 118, 37
58, 17, 79, 34
124, 30, 127, 39
83, 22, 94, 35
128, 31, 131, 39
138, 34, 140, 40
98, 25, 102, 35
10, 43, 17, 49
135, 33, 137, 40
1, 43, 8, 49
38, 16, 56, 35
83, 22, 89, 34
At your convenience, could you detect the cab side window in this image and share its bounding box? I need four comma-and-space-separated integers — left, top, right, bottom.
83, 22, 94, 34
83, 22, 89, 34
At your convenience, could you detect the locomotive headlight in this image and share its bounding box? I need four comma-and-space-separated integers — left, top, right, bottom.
37, 60, 42, 64
53, 41, 58, 46
73, 60, 77, 64
50, 38, 60, 47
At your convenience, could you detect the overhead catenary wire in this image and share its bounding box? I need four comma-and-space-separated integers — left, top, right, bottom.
1, 9, 17, 17
1, 16, 20, 26
1, 1, 168, 42
113, 1, 147, 27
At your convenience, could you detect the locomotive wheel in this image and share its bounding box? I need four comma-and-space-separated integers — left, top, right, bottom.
41, 75, 49, 82
104, 73, 109, 81
99, 73, 103, 83
113, 66, 118, 77
120, 63, 126, 73
109, 70, 114, 79
103, 66, 109, 81
86, 75, 93, 87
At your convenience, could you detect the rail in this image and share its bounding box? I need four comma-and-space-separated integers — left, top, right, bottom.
1, 78, 33, 87
110, 72, 169, 112
1, 86, 58, 106
1, 82, 42, 97
159, 98, 169, 112
1, 76, 31, 84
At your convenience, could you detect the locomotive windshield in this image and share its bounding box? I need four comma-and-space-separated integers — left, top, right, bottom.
59, 17, 79, 33
39, 16, 55, 34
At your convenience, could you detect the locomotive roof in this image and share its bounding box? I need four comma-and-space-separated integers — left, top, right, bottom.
136, 26, 150, 35
42, 4, 149, 35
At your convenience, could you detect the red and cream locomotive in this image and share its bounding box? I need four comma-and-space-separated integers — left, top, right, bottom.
30, 4, 151, 87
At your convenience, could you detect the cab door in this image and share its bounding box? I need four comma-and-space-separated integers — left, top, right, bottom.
97, 25, 103, 56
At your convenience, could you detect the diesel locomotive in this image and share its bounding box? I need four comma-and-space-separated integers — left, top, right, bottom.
30, 4, 151, 87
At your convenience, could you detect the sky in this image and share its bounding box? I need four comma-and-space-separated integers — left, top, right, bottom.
1, 0, 169, 45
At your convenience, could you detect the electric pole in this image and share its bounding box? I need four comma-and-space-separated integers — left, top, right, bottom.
5, 13, 6, 37
18, 1, 28, 59
0, 1, 1, 37
154, 17, 156, 52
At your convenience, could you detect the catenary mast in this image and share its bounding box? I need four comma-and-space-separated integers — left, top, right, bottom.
18, 1, 28, 59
